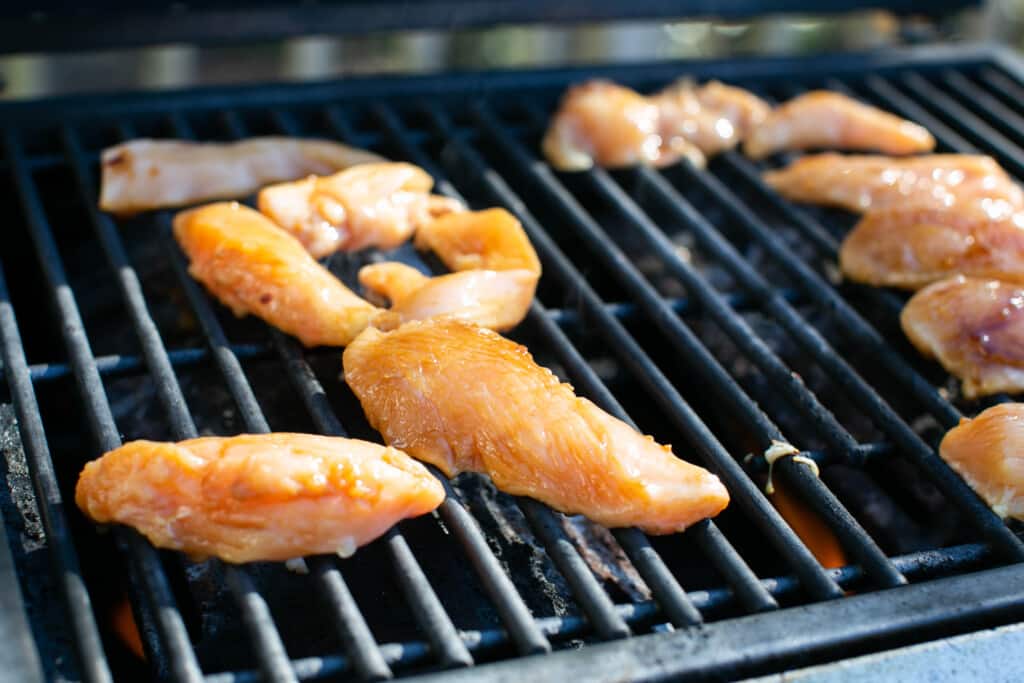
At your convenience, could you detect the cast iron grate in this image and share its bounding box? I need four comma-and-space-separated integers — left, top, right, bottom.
1, 44, 1024, 682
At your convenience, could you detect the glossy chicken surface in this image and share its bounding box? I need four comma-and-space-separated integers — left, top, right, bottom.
763, 153, 1024, 214
75, 434, 445, 563
362, 209, 541, 331
650, 79, 771, 157
258, 162, 464, 258
360, 263, 537, 332
940, 403, 1024, 519
414, 208, 542, 274
840, 207, 1024, 290
901, 276, 1024, 398
174, 202, 378, 347
542, 80, 706, 171
343, 319, 730, 533
744, 91, 935, 159
99, 137, 383, 214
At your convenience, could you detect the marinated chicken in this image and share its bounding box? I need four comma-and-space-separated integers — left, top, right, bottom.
413, 208, 542, 274
763, 153, 1024, 214
939, 403, 1024, 519
840, 207, 1024, 290
542, 80, 706, 171
99, 137, 383, 215
173, 202, 378, 347
360, 263, 538, 332
343, 318, 730, 533
258, 162, 464, 258
650, 79, 771, 157
75, 433, 445, 563
361, 209, 542, 331
744, 91, 935, 159
901, 276, 1024, 399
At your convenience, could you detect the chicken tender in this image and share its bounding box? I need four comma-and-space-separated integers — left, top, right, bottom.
840, 207, 1024, 289
414, 208, 541, 275
763, 154, 1024, 214
361, 208, 541, 331
744, 91, 934, 159
173, 202, 378, 347
542, 80, 706, 171
360, 262, 537, 332
75, 433, 445, 563
940, 403, 1024, 520
258, 162, 464, 258
901, 276, 1024, 399
651, 79, 771, 157
100, 137, 383, 214
343, 318, 729, 534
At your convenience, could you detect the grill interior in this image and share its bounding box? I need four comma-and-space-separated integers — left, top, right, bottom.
2, 44, 1024, 683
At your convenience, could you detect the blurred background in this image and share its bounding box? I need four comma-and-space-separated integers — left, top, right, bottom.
0, 1, 1020, 100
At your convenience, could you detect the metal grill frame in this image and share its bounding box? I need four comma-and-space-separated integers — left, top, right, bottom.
1, 42, 1024, 682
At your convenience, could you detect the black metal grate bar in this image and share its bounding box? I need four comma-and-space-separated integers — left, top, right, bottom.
716, 151, 964, 429
941, 70, 1024, 148
0, 262, 110, 683
2, 130, 204, 681
202, 539, 999, 683
423, 102, 844, 602
0, 288, 805, 386
586, 164, 906, 588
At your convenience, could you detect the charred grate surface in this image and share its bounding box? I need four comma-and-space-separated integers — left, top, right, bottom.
1, 44, 1024, 682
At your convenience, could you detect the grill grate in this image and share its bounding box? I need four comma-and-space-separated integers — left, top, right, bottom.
2, 44, 1024, 682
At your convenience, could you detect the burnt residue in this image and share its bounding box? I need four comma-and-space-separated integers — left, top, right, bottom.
0, 404, 80, 682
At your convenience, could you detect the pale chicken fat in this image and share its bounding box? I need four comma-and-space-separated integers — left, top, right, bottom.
744, 91, 935, 159
840, 207, 1024, 289
258, 162, 464, 258
763, 153, 1024, 214
173, 202, 378, 347
343, 318, 729, 534
940, 404, 1024, 520
99, 137, 384, 214
901, 276, 1024, 399
542, 79, 706, 171
75, 433, 445, 563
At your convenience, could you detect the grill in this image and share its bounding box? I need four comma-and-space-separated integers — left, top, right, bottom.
2, 40, 1024, 682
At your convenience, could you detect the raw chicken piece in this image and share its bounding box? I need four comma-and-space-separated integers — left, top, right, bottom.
650, 79, 771, 157
744, 91, 935, 159
763, 153, 1024, 214
360, 263, 538, 332
361, 209, 541, 331
99, 137, 383, 215
940, 403, 1024, 519
542, 80, 706, 171
840, 207, 1024, 289
173, 202, 378, 347
414, 208, 541, 274
901, 276, 1024, 399
75, 433, 444, 563
258, 162, 464, 258
343, 318, 729, 533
